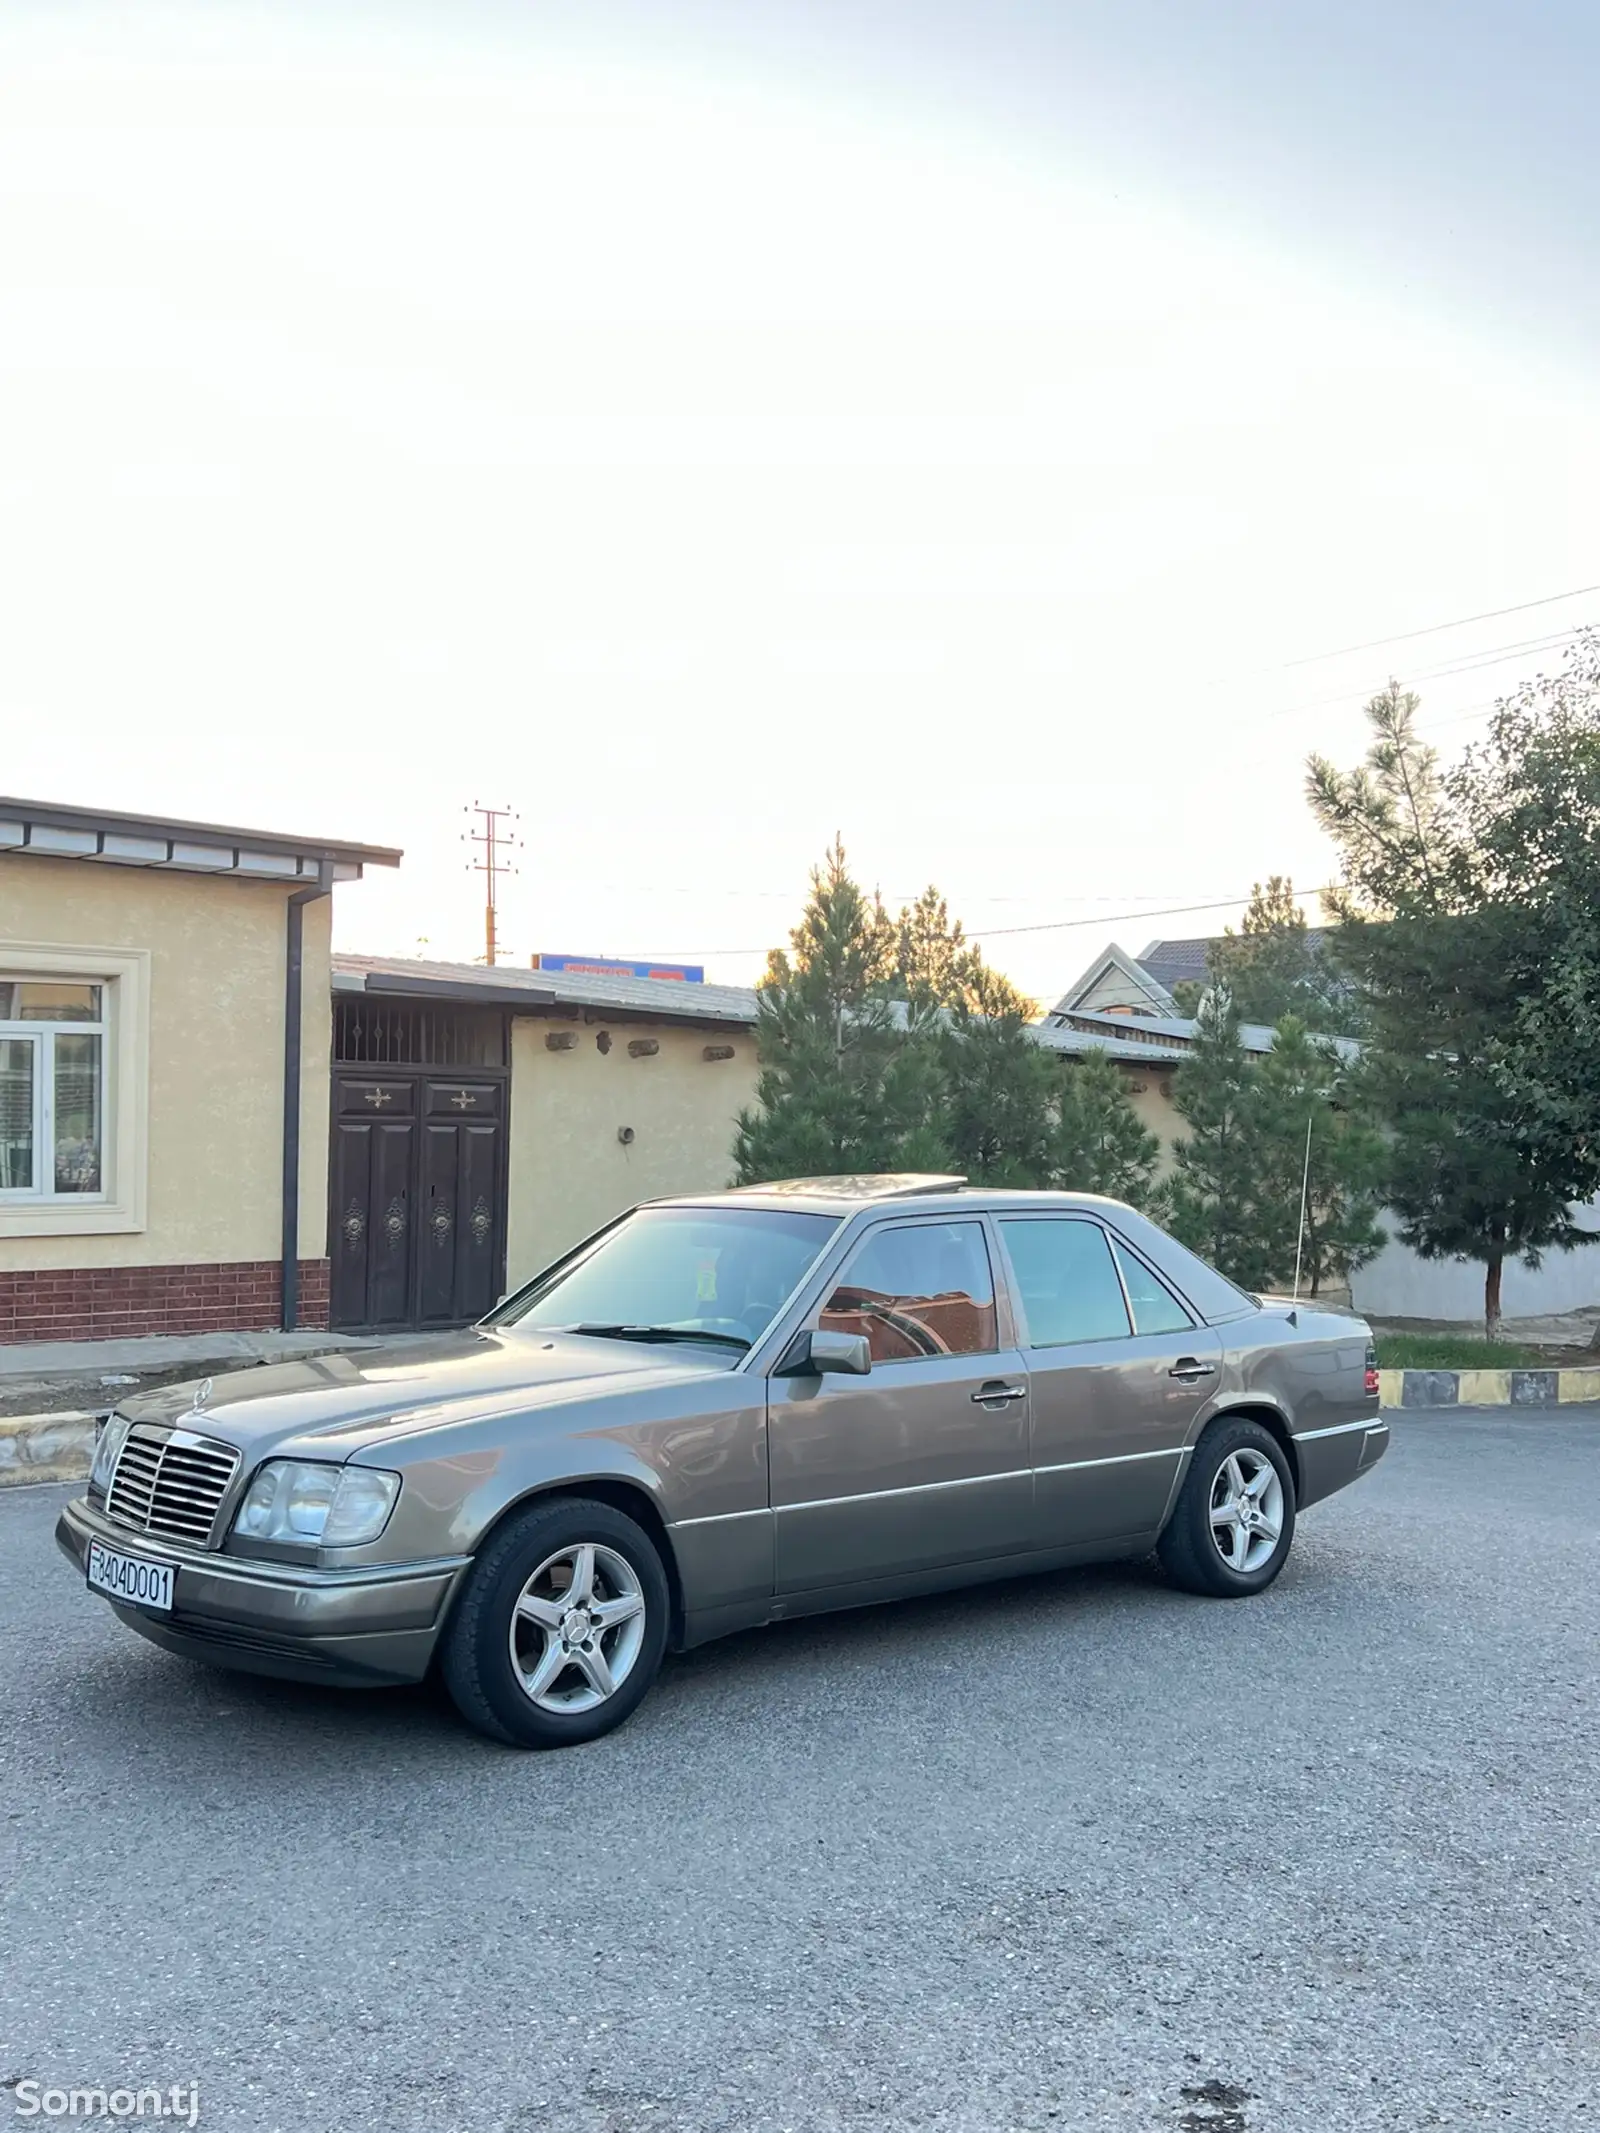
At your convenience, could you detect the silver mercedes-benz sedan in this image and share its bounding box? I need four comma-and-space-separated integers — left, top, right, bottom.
57, 1175, 1388, 1748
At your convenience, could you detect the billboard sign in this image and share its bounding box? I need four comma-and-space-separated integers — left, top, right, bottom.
534, 953, 705, 984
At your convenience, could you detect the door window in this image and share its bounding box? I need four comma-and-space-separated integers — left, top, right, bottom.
1001, 1218, 1131, 1348
820, 1220, 998, 1362
1110, 1238, 1195, 1335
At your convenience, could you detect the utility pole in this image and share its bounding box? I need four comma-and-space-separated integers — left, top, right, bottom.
463, 802, 519, 967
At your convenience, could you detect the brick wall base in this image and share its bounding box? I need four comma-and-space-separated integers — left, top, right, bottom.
0, 1261, 331, 1344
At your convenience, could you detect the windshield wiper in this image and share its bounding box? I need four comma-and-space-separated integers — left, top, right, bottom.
564, 1322, 751, 1352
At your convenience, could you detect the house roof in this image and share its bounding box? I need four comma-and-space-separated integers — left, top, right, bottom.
1051, 942, 1180, 1019
1136, 927, 1333, 996
335, 952, 1360, 1065
333, 953, 761, 1029
0, 795, 402, 882
1134, 936, 1216, 992
1045, 1004, 1359, 1064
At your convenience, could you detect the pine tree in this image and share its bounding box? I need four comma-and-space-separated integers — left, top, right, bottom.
939, 970, 1060, 1187
1053, 1050, 1161, 1207
1250, 1018, 1385, 1295
1165, 989, 1275, 1289
1207, 877, 1360, 1036
890, 887, 1032, 1017
733, 839, 950, 1183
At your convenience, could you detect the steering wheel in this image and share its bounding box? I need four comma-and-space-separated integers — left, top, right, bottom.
686, 1316, 754, 1341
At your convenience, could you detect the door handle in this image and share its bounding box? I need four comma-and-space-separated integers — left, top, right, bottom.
1169, 1359, 1217, 1382
972, 1381, 1027, 1406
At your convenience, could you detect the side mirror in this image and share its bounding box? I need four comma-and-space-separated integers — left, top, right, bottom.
777, 1327, 871, 1378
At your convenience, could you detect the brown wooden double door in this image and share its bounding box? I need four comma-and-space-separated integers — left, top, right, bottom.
329, 1071, 508, 1331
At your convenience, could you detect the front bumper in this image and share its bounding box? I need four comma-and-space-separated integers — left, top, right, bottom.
56, 1496, 469, 1688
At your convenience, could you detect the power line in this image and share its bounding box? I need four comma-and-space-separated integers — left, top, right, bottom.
1265, 627, 1586, 722
668, 887, 1342, 959
966, 890, 1339, 941
1273, 582, 1600, 671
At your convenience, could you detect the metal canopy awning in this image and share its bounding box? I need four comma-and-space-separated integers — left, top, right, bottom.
0, 796, 403, 882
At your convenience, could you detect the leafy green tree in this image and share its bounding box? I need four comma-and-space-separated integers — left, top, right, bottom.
1054, 1049, 1161, 1208
1458, 632, 1600, 1234
1165, 989, 1278, 1288
1207, 876, 1361, 1035
1251, 1017, 1385, 1296
1307, 664, 1600, 1335
733, 839, 950, 1182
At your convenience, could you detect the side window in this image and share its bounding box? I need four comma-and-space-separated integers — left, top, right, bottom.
1110, 1238, 1195, 1336
1000, 1218, 1131, 1348
820, 1220, 998, 1363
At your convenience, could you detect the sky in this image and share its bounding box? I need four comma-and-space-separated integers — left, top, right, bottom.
2, 0, 1597, 1005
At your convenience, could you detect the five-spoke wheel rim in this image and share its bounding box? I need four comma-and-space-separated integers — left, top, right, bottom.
508, 1542, 647, 1713
1208, 1448, 1284, 1574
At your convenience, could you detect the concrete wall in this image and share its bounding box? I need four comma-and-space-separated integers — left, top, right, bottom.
0, 853, 331, 1269
506, 1017, 759, 1284
1115, 1065, 1184, 1178
1351, 1198, 1600, 1326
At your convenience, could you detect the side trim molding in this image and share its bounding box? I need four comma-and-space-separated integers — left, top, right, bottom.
1293, 1416, 1383, 1443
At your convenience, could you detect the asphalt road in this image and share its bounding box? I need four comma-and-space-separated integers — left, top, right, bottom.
3, 1414, 1597, 2133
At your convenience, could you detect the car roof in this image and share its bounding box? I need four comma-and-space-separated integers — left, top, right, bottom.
656, 1176, 1140, 1220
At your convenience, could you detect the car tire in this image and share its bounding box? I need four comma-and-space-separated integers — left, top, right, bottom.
440, 1495, 670, 1748
1157, 1416, 1297, 1598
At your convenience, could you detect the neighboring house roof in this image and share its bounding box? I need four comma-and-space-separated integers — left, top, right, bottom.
333, 953, 760, 1029
1051, 942, 1180, 1020
335, 952, 1358, 1064
1136, 927, 1333, 997
1134, 936, 1215, 993
0, 794, 402, 882
1045, 1004, 1358, 1064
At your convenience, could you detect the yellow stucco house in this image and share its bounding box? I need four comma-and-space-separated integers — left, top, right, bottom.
4, 795, 1250, 1350
0, 795, 764, 1344
1, 796, 400, 1343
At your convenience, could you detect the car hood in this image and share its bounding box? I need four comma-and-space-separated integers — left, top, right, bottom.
118, 1328, 733, 1461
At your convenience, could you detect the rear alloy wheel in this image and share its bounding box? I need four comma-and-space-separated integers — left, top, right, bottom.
441, 1496, 670, 1747
1157, 1417, 1297, 1597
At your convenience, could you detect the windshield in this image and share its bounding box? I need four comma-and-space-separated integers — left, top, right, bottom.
491, 1205, 840, 1350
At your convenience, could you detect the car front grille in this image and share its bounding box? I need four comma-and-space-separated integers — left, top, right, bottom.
104, 1423, 241, 1549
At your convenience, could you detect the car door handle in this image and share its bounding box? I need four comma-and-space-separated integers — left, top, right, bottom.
1168, 1359, 1217, 1382
972, 1381, 1027, 1406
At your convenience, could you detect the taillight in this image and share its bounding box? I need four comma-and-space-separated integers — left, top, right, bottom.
1364, 1345, 1380, 1398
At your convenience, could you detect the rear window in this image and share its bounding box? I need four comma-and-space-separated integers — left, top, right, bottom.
1106, 1209, 1258, 1326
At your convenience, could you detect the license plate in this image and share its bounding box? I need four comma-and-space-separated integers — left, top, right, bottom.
86, 1538, 174, 1614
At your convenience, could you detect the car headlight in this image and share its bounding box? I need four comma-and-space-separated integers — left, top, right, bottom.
232, 1461, 401, 1548
90, 1412, 133, 1495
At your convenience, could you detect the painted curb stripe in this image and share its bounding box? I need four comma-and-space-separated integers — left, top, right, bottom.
1456, 1370, 1511, 1408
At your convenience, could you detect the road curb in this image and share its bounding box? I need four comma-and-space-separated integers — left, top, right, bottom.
0, 1411, 95, 1486
1378, 1366, 1600, 1410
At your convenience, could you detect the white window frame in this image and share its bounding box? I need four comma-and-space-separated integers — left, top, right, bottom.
0, 996, 108, 1201
0, 944, 149, 1238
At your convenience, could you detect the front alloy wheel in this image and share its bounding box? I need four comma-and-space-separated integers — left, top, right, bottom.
441, 1496, 670, 1747
509, 1542, 648, 1714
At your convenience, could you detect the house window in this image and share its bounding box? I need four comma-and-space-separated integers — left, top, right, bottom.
0, 979, 108, 1199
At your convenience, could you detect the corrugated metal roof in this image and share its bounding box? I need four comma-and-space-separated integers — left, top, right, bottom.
334, 953, 1352, 1063
334, 953, 760, 1026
